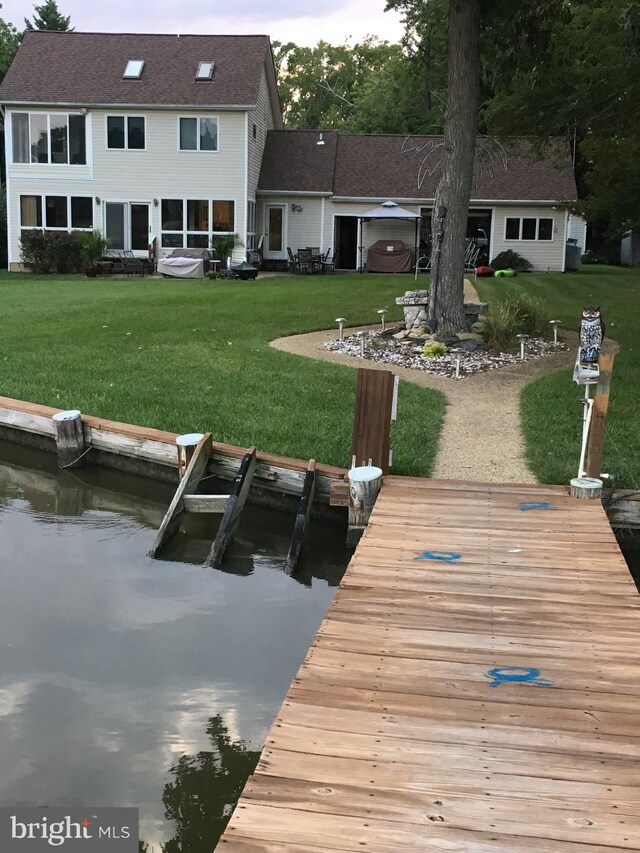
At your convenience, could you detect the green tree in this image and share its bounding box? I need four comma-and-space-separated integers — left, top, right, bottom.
386, 0, 568, 330
160, 714, 260, 853
0, 4, 20, 82
24, 0, 72, 31
484, 0, 640, 237
273, 37, 400, 130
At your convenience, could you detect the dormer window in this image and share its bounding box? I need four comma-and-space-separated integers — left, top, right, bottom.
196, 61, 214, 81
124, 60, 144, 79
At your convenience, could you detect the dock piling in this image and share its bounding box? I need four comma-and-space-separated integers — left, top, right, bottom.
52, 410, 86, 468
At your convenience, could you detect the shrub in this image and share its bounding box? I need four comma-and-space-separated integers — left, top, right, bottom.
19, 230, 84, 274
490, 249, 532, 272
421, 342, 448, 358
506, 293, 550, 337
581, 249, 607, 265
479, 302, 520, 352
20, 230, 52, 274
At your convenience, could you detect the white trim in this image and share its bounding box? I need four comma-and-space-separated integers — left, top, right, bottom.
8, 109, 89, 167
257, 190, 332, 198
243, 112, 249, 251
320, 197, 325, 254
159, 196, 237, 249
503, 214, 555, 242
105, 113, 147, 151
489, 207, 496, 262
6, 128, 12, 267
177, 115, 220, 152
329, 196, 570, 206
1, 100, 255, 111
263, 203, 287, 259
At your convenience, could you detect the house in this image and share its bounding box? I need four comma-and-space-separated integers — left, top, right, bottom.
257, 131, 580, 272
0, 31, 281, 271
1, 31, 578, 274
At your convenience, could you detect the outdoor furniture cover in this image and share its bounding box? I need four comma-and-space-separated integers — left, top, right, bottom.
157, 256, 204, 279
367, 239, 412, 273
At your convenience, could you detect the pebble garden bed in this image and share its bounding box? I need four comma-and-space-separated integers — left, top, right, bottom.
325, 328, 567, 378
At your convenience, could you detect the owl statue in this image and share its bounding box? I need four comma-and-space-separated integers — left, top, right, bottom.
580, 306, 605, 368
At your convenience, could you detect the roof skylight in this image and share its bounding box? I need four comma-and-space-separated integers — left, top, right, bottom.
123, 60, 145, 79
196, 61, 215, 81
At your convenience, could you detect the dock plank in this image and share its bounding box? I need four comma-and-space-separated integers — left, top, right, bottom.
220, 477, 640, 851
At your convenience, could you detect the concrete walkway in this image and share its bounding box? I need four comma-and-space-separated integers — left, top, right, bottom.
271, 280, 587, 482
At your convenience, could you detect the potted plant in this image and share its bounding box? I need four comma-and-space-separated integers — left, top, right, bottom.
77, 230, 111, 277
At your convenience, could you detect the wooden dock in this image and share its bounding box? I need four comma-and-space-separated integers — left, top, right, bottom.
220, 476, 640, 852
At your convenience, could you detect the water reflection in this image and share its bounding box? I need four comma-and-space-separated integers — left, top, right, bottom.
0, 439, 347, 848
160, 714, 259, 852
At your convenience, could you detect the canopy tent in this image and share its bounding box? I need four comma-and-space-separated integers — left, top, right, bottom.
357, 200, 421, 274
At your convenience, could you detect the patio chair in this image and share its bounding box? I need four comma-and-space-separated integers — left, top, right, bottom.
464, 240, 481, 271
321, 249, 335, 274
297, 248, 316, 274
414, 253, 432, 279
121, 250, 145, 277
287, 247, 299, 273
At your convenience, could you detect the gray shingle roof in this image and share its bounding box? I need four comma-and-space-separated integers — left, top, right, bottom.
259, 131, 578, 202
0, 31, 272, 107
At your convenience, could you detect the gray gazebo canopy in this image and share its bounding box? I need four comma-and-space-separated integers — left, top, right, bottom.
358, 200, 421, 273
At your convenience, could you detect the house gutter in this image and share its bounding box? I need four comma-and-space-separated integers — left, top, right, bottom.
0, 101, 256, 111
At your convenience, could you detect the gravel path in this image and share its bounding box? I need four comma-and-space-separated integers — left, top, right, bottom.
270, 279, 615, 483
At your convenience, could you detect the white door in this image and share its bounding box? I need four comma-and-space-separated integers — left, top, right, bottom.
105, 202, 150, 254
264, 205, 286, 260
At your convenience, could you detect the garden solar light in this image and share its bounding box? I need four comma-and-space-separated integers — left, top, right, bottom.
335, 317, 347, 341
356, 330, 367, 357
377, 309, 387, 331
516, 333, 529, 361
450, 347, 464, 379
550, 319, 560, 344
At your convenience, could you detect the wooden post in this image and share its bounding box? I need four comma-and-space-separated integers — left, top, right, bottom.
149, 433, 212, 557
570, 477, 603, 500
347, 465, 382, 547
176, 433, 206, 479
52, 409, 86, 469
351, 368, 395, 474
207, 447, 257, 568
285, 459, 316, 575
586, 354, 614, 478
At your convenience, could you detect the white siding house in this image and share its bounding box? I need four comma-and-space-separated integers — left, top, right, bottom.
0, 31, 282, 270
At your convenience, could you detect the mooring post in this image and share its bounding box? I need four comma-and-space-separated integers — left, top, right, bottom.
586, 353, 615, 478
570, 477, 603, 500
347, 464, 383, 547
176, 433, 206, 479
51, 409, 86, 469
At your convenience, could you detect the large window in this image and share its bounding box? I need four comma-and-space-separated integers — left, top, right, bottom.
20, 195, 93, 231
505, 216, 554, 241
161, 198, 234, 248
179, 117, 218, 151
107, 116, 145, 150
12, 112, 86, 165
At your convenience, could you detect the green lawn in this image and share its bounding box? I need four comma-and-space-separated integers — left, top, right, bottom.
476, 267, 640, 487
0, 272, 445, 476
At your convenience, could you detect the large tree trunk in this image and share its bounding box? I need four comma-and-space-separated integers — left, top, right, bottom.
429, 0, 481, 332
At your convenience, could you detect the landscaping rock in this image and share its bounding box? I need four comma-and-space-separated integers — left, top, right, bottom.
393, 329, 411, 340
457, 339, 489, 353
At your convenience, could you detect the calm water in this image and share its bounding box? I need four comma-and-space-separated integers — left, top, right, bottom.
0, 440, 348, 851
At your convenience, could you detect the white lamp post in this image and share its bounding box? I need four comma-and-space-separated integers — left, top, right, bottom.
450, 347, 464, 379
549, 320, 560, 345
377, 309, 387, 331
356, 330, 367, 357
335, 317, 347, 341
516, 333, 529, 361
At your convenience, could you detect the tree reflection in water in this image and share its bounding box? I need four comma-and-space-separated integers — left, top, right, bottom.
140, 714, 260, 852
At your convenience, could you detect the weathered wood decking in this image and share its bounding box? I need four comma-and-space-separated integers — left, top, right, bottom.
221, 476, 640, 852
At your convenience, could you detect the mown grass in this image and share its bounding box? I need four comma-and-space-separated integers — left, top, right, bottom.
0, 272, 445, 475
476, 267, 640, 486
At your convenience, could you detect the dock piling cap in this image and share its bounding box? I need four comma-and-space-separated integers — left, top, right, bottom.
52, 409, 81, 421
349, 465, 383, 482
176, 433, 206, 446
